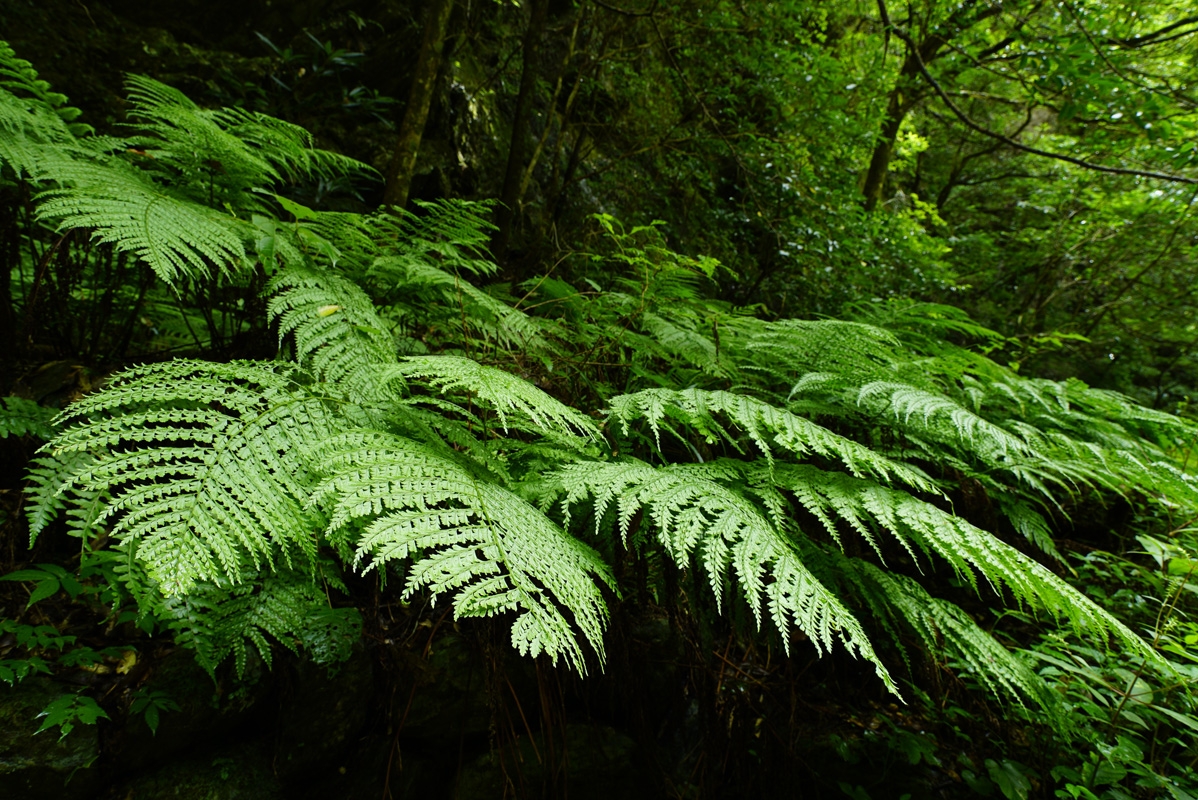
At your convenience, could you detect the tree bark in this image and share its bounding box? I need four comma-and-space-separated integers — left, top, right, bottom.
383, 0, 455, 210
495, 0, 550, 255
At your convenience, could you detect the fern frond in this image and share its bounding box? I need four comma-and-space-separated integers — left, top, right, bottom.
746, 319, 901, 382
267, 262, 401, 402
160, 563, 361, 677
394, 355, 599, 438
25, 450, 108, 544
759, 462, 1149, 658
312, 430, 613, 672
0, 42, 87, 175
853, 381, 1030, 458
46, 360, 342, 595
839, 557, 1059, 708
33, 151, 251, 284
552, 458, 894, 691
0, 397, 56, 440
373, 258, 551, 352
608, 388, 935, 490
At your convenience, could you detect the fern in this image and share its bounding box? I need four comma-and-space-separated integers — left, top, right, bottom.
160, 563, 360, 677
312, 430, 613, 671
17, 64, 1198, 714
549, 458, 895, 690
33, 152, 252, 285
267, 261, 402, 403
608, 387, 934, 489
41, 360, 343, 594
0, 397, 56, 441
394, 355, 598, 439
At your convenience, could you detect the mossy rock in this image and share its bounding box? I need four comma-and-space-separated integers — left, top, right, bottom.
0, 678, 101, 800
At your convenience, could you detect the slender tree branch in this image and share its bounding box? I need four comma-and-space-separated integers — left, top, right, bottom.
882, 12, 1198, 185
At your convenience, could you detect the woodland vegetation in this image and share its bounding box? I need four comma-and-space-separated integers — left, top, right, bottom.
2, 1, 1198, 798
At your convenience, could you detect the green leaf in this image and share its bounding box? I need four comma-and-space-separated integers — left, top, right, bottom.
35, 694, 109, 740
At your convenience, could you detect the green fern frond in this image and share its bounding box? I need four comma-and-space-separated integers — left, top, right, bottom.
312, 430, 613, 672
394, 355, 599, 438
853, 381, 1030, 458
0, 42, 87, 174
33, 151, 251, 284
840, 558, 1058, 708
746, 319, 901, 382
0, 397, 57, 440
45, 360, 342, 595
552, 458, 895, 691
758, 462, 1149, 658
161, 563, 361, 677
607, 388, 935, 490
267, 262, 401, 402
373, 259, 551, 352
25, 450, 108, 545
212, 107, 376, 184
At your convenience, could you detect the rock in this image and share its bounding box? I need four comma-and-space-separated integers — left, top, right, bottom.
0, 678, 102, 800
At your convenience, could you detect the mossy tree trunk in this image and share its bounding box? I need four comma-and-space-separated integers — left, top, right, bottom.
383, 0, 456, 210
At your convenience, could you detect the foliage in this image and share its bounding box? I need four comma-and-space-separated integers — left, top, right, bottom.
6, 22, 1198, 794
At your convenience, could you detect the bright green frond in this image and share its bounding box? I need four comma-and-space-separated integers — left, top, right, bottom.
608, 387, 936, 490
312, 430, 613, 672
553, 458, 894, 691
33, 152, 250, 284
47, 360, 339, 595
761, 463, 1149, 659
395, 355, 599, 438
268, 262, 401, 402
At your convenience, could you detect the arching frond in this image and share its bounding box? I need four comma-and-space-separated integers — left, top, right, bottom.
608, 388, 935, 489
33, 152, 250, 285
312, 431, 613, 672
44, 361, 344, 595
395, 355, 599, 438
551, 459, 895, 691
759, 462, 1149, 658
832, 555, 1059, 709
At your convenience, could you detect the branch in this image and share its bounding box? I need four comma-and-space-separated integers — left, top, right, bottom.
1107, 15, 1198, 48
885, 21, 1198, 185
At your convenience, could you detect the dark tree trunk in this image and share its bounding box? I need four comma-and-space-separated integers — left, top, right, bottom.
383, 0, 455, 210
494, 0, 549, 257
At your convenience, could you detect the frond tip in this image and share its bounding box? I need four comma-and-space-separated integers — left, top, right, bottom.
313, 431, 614, 673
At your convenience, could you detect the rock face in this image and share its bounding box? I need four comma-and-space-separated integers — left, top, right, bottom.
0, 679, 101, 800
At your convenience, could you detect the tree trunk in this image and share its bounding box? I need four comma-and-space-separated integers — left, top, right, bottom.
495, 0, 550, 256
383, 0, 455, 210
